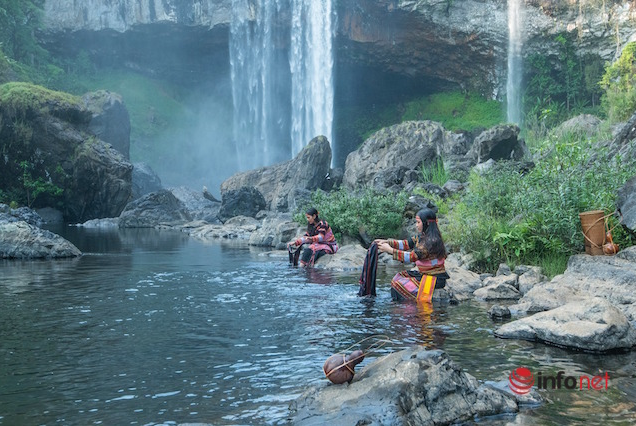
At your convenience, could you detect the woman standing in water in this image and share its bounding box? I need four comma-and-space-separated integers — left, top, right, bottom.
288, 207, 338, 267
375, 208, 449, 301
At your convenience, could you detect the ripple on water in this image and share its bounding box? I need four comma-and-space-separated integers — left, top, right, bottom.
2, 234, 636, 426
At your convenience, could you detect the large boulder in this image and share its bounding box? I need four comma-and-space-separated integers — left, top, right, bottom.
220, 136, 332, 212
170, 186, 220, 223
248, 215, 299, 249
0, 83, 133, 222
219, 186, 267, 221
508, 247, 636, 323
343, 121, 460, 190
291, 346, 519, 425
554, 114, 602, 138
466, 124, 529, 164
0, 217, 81, 259
495, 297, 636, 353
82, 90, 131, 159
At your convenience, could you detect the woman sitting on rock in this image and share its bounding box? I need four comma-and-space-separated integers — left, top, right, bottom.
376, 208, 449, 301
288, 207, 338, 267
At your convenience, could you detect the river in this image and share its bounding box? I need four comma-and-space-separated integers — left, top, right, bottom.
1, 226, 635, 425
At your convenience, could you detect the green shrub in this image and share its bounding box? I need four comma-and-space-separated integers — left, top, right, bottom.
445, 132, 635, 275
19, 161, 63, 207
295, 188, 409, 241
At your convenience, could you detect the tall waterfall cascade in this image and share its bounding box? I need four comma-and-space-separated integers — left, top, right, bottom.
230, 0, 335, 171
290, 1, 334, 160
507, 0, 523, 125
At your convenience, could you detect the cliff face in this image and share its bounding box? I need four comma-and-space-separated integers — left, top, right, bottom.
41, 0, 636, 95
44, 0, 232, 31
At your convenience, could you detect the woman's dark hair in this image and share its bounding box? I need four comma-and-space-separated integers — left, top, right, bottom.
416, 208, 446, 258
306, 207, 319, 218
306, 207, 321, 235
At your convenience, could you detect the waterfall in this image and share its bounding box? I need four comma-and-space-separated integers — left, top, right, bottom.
507, 0, 523, 125
229, 0, 335, 171
290, 0, 334, 162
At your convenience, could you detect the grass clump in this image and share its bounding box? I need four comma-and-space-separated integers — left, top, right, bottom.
402, 91, 505, 131
421, 157, 448, 186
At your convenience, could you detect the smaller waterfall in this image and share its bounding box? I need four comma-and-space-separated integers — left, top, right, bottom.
507, 0, 523, 125
290, 0, 335, 163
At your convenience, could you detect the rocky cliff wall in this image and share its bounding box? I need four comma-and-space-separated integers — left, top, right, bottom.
41, 0, 636, 95
44, 0, 232, 31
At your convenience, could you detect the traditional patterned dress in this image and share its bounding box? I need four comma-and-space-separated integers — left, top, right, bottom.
387, 235, 449, 302
298, 220, 338, 266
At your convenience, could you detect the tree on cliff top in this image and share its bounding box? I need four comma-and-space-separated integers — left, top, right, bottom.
0, 1, 45, 63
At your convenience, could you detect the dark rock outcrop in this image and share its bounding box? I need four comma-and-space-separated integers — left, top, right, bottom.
220, 136, 332, 212
466, 124, 528, 164
0, 83, 133, 222
83, 90, 131, 159
132, 162, 163, 200
68, 139, 133, 221
119, 189, 192, 228
219, 187, 267, 222
291, 346, 519, 425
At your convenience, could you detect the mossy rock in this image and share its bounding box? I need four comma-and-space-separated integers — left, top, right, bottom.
0, 82, 85, 122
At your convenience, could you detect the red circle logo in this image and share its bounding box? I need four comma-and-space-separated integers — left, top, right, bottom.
509, 367, 534, 395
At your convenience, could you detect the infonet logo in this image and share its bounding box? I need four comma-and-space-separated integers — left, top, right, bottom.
508, 367, 610, 395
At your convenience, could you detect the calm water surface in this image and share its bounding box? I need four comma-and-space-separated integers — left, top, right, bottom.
1, 227, 635, 425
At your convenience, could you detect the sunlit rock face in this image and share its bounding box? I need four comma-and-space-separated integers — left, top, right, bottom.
41, 0, 636, 94
41, 0, 232, 86
43, 0, 232, 31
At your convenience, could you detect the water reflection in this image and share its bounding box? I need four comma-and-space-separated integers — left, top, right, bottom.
0, 228, 635, 425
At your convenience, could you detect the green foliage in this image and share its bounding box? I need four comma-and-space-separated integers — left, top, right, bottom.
445, 132, 636, 275
0, 0, 56, 84
402, 91, 504, 131
19, 161, 63, 207
523, 34, 605, 135
295, 188, 409, 241
600, 41, 636, 123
